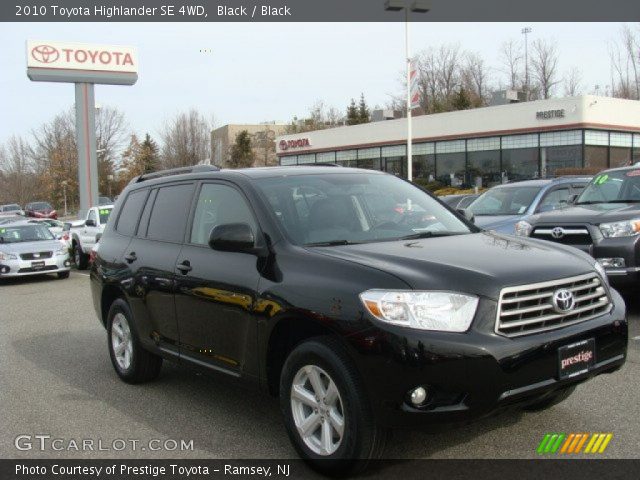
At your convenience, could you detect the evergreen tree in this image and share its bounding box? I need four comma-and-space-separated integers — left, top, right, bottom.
139, 133, 160, 174
346, 99, 359, 125
357, 93, 370, 124
229, 130, 255, 169
452, 87, 472, 111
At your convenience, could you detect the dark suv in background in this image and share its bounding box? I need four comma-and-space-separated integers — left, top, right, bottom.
516, 166, 640, 287
91, 166, 627, 473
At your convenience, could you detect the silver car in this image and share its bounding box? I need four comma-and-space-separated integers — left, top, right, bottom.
0, 220, 71, 279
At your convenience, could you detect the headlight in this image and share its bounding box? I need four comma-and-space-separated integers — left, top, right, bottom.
0, 251, 18, 261
599, 219, 640, 238
55, 245, 68, 256
514, 220, 532, 237
360, 290, 478, 332
594, 261, 610, 287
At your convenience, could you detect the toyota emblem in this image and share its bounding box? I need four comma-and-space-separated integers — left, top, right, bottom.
551, 227, 565, 239
279, 140, 289, 151
552, 288, 575, 313
31, 45, 60, 64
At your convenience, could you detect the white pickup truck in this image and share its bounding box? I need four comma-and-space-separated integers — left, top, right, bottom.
69, 205, 113, 269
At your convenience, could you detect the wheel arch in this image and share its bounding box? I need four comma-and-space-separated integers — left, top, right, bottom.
100, 284, 127, 327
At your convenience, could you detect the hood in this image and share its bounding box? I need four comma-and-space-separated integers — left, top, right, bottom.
0, 240, 64, 254
528, 202, 640, 225
311, 232, 596, 300
473, 215, 519, 233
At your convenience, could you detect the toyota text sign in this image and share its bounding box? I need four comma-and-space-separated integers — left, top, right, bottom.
27, 40, 138, 85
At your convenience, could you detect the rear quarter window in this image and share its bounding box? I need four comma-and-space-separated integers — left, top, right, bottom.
116, 189, 149, 236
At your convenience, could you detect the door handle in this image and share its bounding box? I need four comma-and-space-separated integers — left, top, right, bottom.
176, 260, 192, 274
124, 252, 137, 263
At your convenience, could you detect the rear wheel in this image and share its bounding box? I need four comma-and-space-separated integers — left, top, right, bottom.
107, 299, 162, 384
73, 243, 88, 270
279, 337, 387, 475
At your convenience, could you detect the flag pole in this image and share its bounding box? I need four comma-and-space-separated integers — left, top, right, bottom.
406, 8, 413, 182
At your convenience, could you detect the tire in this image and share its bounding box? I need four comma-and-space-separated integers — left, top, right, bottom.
523, 386, 576, 412
57, 271, 70, 279
74, 243, 89, 270
279, 336, 387, 475
107, 298, 162, 384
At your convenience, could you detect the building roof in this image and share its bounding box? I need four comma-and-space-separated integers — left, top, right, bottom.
276, 96, 640, 155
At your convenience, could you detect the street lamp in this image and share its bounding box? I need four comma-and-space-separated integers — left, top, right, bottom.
385, 0, 431, 182
60, 180, 68, 217
521, 27, 532, 101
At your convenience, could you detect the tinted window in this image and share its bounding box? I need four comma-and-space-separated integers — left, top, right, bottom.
116, 189, 148, 236
147, 184, 194, 243
98, 207, 112, 225
470, 186, 541, 216
136, 189, 157, 237
538, 188, 570, 212
190, 184, 257, 245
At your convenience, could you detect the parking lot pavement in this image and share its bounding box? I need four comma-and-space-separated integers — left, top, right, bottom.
0, 271, 638, 460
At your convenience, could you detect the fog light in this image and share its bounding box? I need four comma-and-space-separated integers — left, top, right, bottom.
597, 258, 625, 269
0, 266, 9, 274
409, 386, 428, 406
64, 260, 71, 267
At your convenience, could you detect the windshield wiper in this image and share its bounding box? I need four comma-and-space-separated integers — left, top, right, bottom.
606, 199, 640, 204
575, 201, 604, 205
399, 231, 463, 241
304, 239, 360, 247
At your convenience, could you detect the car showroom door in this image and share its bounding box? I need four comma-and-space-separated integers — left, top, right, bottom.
124, 182, 195, 356
174, 182, 262, 378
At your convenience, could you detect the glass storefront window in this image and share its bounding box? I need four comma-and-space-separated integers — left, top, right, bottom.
297, 154, 316, 164
634, 148, 640, 164
358, 158, 381, 170
412, 154, 435, 180
467, 150, 501, 187
610, 147, 632, 168
337, 159, 358, 167
584, 146, 608, 170
280, 156, 297, 166
501, 148, 539, 182
436, 152, 466, 186
383, 157, 405, 177
541, 145, 582, 176
316, 152, 336, 163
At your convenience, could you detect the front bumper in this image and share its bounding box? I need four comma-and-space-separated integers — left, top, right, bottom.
348, 290, 627, 428
0, 254, 71, 278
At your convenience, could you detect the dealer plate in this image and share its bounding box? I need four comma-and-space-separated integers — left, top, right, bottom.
31, 261, 45, 270
558, 338, 595, 379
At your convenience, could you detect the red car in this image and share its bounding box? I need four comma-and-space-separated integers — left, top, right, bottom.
25, 201, 58, 219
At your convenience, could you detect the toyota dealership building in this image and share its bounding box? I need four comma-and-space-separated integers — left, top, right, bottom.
276, 96, 640, 187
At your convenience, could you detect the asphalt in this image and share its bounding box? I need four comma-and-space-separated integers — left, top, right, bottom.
0, 271, 638, 460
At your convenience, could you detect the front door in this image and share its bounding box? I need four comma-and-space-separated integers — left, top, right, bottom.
174, 182, 262, 378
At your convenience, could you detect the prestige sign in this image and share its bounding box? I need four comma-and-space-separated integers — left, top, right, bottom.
536, 109, 565, 120
279, 138, 311, 151
27, 40, 138, 85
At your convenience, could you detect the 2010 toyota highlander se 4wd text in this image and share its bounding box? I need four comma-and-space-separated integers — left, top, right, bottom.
90, 165, 627, 473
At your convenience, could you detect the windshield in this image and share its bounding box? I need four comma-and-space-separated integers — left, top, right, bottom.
469, 186, 541, 216
2, 205, 20, 212
577, 170, 640, 204
98, 207, 113, 225
255, 172, 473, 246
0, 224, 55, 243
29, 202, 52, 210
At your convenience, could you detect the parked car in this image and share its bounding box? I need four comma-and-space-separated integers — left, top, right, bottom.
468, 177, 590, 234
28, 219, 70, 249
440, 193, 479, 210
0, 220, 71, 279
25, 201, 57, 220
99, 196, 113, 206
71, 205, 114, 269
516, 166, 640, 288
0, 204, 24, 217
91, 165, 626, 474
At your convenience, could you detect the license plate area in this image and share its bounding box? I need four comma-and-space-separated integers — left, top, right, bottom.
31, 261, 45, 270
558, 338, 595, 379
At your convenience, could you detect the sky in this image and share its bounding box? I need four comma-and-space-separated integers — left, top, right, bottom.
0, 22, 629, 147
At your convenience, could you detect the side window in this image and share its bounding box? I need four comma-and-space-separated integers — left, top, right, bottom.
136, 189, 157, 237
147, 183, 195, 243
116, 189, 148, 236
190, 184, 257, 245
538, 188, 569, 212
87, 210, 97, 223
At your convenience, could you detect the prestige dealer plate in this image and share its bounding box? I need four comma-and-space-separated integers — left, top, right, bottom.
558, 338, 595, 379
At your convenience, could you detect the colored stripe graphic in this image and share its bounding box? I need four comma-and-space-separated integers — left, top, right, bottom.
538, 433, 613, 455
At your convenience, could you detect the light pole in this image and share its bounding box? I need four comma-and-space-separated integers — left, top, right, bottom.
61, 180, 68, 217
385, 0, 430, 182
521, 27, 532, 101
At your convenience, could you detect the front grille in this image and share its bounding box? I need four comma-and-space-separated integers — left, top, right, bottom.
20, 251, 53, 260
18, 265, 58, 273
496, 273, 611, 337
531, 226, 592, 246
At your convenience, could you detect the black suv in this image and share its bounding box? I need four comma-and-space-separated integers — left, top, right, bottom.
516, 165, 640, 287
91, 165, 627, 473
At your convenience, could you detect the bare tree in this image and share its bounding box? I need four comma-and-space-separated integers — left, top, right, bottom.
564, 67, 583, 96
160, 109, 212, 168
0, 136, 38, 205
499, 39, 523, 90
462, 52, 491, 106
285, 101, 344, 134
609, 25, 640, 100
531, 39, 561, 99
95, 107, 127, 195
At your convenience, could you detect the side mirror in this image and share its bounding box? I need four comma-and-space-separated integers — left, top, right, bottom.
85, 219, 96, 227
457, 208, 475, 224
209, 223, 256, 253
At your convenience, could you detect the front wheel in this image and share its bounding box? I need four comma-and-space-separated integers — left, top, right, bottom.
279, 337, 387, 475
74, 243, 89, 270
57, 271, 70, 279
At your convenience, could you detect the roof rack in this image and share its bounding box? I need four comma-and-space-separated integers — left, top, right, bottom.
133, 165, 220, 184
296, 163, 343, 167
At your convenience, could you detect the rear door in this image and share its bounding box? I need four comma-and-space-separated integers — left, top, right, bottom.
124, 182, 195, 355
174, 181, 262, 378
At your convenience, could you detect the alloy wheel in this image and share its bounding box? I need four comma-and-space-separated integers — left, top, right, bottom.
111, 313, 133, 370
